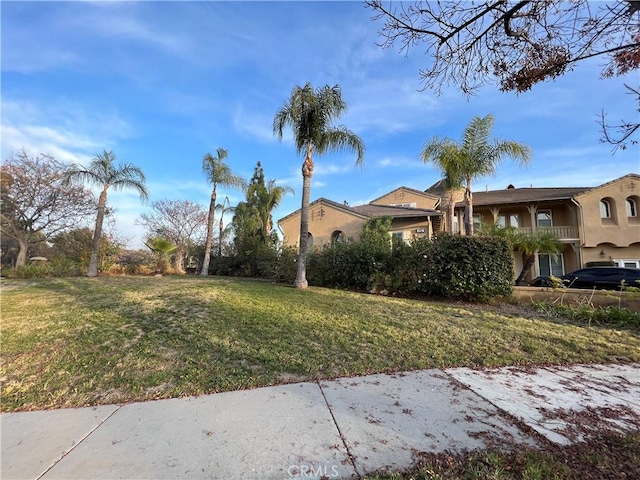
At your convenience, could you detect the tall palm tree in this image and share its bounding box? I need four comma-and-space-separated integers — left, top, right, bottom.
64, 150, 148, 277
200, 148, 246, 275
424, 115, 532, 236
257, 180, 294, 238
421, 139, 464, 233
273, 83, 365, 289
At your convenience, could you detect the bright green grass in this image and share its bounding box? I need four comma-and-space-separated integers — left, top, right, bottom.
2, 276, 639, 412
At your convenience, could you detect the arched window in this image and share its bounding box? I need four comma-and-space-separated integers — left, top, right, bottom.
331, 230, 346, 244
627, 198, 638, 218
306, 232, 314, 254
600, 199, 611, 218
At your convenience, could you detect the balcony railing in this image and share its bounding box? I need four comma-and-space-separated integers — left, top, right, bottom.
518, 226, 578, 239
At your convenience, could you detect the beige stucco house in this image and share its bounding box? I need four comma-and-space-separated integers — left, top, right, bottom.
278, 174, 640, 283
278, 187, 442, 250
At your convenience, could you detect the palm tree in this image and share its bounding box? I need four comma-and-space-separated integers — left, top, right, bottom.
200, 148, 246, 275
216, 196, 235, 257
421, 140, 464, 233
257, 180, 294, 238
144, 236, 177, 275
480, 224, 562, 285
512, 230, 563, 285
424, 115, 532, 236
64, 150, 148, 277
273, 83, 365, 288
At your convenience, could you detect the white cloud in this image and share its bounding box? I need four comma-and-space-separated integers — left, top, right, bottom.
1, 98, 132, 163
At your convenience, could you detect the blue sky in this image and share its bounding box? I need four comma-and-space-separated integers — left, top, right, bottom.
2, 1, 639, 249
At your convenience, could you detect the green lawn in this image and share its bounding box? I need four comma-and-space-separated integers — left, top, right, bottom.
2, 276, 639, 412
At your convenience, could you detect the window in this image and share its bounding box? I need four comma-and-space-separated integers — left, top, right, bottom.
390, 202, 416, 208
473, 214, 482, 231
331, 230, 346, 244
305, 233, 314, 254
391, 232, 404, 244
537, 210, 552, 227
496, 213, 519, 229
600, 199, 611, 218
615, 259, 640, 269
539, 253, 564, 277
627, 198, 638, 218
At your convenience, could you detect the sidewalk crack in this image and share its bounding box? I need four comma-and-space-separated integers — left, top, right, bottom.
317, 380, 361, 479
36, 405, 123, 480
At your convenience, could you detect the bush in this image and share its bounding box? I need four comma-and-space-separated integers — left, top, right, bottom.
2, 258, 84, 278
307, 239, 391, 291
307, 232, 513, 302
210, 240, 296, 283
422, 234, 514, 301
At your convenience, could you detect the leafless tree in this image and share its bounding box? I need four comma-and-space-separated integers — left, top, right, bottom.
599, 85, 640, 152
366, 1, 640, 95
1, 150, 96, 267
138, 199, 208, 273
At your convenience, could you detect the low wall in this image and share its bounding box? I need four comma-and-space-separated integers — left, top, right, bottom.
513, 286, 640, 312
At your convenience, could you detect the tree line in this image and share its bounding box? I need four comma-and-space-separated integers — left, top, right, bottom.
0, 149, 292, 278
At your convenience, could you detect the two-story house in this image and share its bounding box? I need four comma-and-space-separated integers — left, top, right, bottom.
278, 174, 640, 283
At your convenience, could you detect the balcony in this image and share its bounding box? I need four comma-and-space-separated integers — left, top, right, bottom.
519, 226, 578, 240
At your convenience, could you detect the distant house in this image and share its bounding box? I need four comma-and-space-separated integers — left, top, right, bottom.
278, 173, 640, 283
277, 187, 442, 251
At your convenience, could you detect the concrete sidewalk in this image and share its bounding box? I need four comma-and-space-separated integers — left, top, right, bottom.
2, 363, 639, 479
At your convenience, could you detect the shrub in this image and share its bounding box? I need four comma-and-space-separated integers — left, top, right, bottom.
422, 234, 513, 301
2, 258, 84, 278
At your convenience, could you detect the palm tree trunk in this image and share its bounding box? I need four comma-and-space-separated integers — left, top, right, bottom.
294, 145, 313, 289
447, 190, 456, 233
88, 189, 107, 277
218, 216, 224, 257
200, 188, 217, 275
464, 178, 473, 236
516, 253, 536, 285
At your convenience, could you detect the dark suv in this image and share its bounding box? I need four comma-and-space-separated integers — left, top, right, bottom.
530, 267, 640, 290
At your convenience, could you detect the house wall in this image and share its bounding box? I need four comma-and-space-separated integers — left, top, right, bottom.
389, 217, 432, 242
373, 189, 439, 209
575, 175, 640, 248
583, 244, 640, 266
279, 202, 367, 250
473, 202, 581, 281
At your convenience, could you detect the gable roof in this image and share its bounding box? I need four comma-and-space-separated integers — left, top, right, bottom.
369, 186, 440, 205
277, 197, 442, 224
573, 173, 640, 199
352, 203, 441, 218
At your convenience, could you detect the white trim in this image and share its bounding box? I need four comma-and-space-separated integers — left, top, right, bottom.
613, 259, 640, 269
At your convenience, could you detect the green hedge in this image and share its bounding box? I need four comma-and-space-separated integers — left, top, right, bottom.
423, 234, 513, 301
307, 233, 513, 302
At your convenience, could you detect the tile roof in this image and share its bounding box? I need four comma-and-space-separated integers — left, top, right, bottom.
352, 203, 442, 218
457, 187, 592, 207
277, 197, 441, 223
